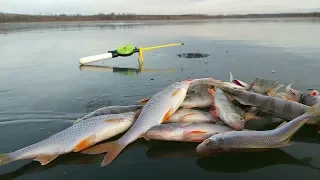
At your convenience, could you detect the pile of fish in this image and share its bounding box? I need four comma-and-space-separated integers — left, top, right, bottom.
1, 73, 320, 168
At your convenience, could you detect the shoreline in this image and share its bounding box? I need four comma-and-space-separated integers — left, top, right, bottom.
1, 12, 319, 23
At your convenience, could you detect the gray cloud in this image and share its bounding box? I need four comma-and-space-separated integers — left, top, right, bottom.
1, 0, 319, 15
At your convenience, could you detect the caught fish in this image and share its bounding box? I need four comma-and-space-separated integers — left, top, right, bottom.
0, 112, 137, 167
145, 123, 233, 142
205, 78, 320, 126
196, 104, 320, 155
276, 83, 303, 102
138, 78, 214, 109
250, 78, 283, 95
81, 80, 192, 166
74, 105, 142, 124
209, 88, 257, 130
166, 109, 220, 123
302, 89, 320, 106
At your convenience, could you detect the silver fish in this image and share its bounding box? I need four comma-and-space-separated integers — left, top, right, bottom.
210, 88, 246, 130
81, 80, 192, 166
196, 104, 320, 155
145, 123, 233, 142
166, 109, 220, 123
74, 105, 142, 124
0, 112, 136, 167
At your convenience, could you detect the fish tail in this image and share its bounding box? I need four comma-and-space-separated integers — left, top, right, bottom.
307, 103, 320, 117
207, 88, 215, 97
0, 153, 14, 166
81, 141, 125, 167
136, 97, 150, 105
268, 84, 284, 96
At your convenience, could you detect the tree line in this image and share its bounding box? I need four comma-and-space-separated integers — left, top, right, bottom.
1, 12, 319, 23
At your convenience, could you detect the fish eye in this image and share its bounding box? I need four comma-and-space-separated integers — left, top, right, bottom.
204, 139, 210, 145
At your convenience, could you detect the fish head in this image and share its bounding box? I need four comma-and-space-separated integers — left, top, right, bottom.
176, 80, 192, 91
223, 113, 245, 130
215, 83, 244, 97
302, 90, 320, 106
196, 135, 225, 155
145, 124, 185, 141
283, 83, 303, 102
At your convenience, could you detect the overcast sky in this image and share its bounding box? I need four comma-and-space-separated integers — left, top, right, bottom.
1, 0, 320, 15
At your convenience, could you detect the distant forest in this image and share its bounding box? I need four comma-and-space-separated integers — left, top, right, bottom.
1, 12, 320, 23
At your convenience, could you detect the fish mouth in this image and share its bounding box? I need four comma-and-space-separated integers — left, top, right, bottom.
232, 80, 247, 88
196, 142, 211, 155
196, 140, 218, 156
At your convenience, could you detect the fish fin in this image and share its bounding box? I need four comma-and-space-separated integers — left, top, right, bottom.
306, 103, 320, 117
285, 83, 293, 93
137, 97, 150, 105
104, 118, 124, 123
140, 134, 151, 141
207, 88, 216, 97
183, 131, 208, 142
181, 104, 195, 109
171, 89, 180, 97
134, 109, 142, 120
34, 154, 59, 165
210, 110, 218, 117
277, 121, 287, 128
282, 95, 297, 102
181, 112, 197, 120
269, 140, 293, 148
268, 84, 284, 96
162, 108, 174, 123
229, 72, 233, 83
73, 118, 82, 125
81, 141, 126, 167
74, 135, 96, 152
0, 154, 14, 166
99, 142, 125, 167
243, 112, 260, 121
188, 130, 207, 134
